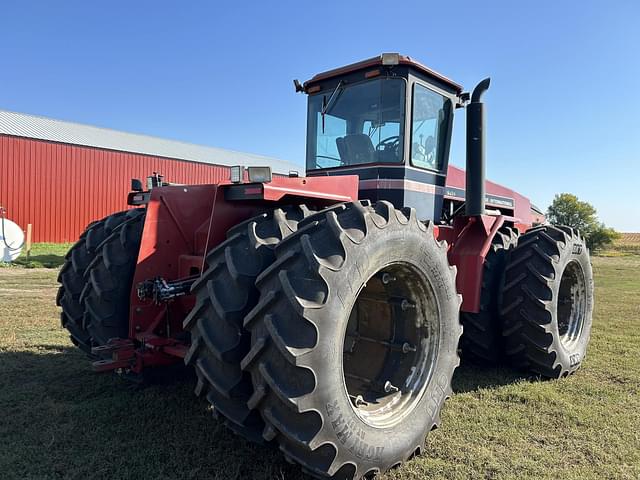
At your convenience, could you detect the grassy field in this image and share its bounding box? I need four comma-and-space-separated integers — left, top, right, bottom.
0, 252, 639, 479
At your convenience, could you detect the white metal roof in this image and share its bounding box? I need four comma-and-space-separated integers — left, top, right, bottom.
0, 109, 301, 174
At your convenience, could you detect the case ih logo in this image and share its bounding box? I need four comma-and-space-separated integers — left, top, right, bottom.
444, 187, 515, 208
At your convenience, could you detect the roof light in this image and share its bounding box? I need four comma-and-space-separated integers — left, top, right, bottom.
381, 53, 400, 66
230, 165, 243, 184
247, 166, 272, 183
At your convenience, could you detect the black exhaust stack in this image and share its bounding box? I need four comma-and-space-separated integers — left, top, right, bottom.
465, 78, 491, 216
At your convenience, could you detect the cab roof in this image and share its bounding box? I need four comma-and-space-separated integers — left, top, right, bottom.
304, 53, 463, 94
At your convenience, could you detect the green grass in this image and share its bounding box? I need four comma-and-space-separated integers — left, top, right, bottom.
0, 257, 639, 479
0, 242, 71, 268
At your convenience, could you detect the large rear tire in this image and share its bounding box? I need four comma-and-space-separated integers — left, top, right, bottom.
183, 205, 313, 443
459, 227, 518, 364
242, 201, 462, 479
82, 209, 146, 346
57, 210, 132, 354
500, 225, 594, 378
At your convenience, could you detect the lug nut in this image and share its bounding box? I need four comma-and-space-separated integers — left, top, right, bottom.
381, 272, 396, 284
401, 299, 415, 311
402, 342, 416, 354
353, 395, 368, 407
384, 381, 399, 393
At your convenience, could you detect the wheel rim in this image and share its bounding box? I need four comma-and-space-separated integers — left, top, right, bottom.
341, 262, 439, 428
557, 260, 587, 349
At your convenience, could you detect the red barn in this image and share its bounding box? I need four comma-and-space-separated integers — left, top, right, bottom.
0, 110, 299, 243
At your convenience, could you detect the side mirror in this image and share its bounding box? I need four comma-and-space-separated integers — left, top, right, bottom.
131, 178, 144, 192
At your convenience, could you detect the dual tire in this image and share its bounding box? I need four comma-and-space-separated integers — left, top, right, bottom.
458, 224, 593, 379
58, 209, 145, 353
186, 201, 463, 479
500, 225, 593, 378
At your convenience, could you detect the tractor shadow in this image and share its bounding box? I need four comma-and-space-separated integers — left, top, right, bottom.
0, 346, 307, 480
11, 253, 66, 268
1, 346, 534, 479
452, 361, 529, 393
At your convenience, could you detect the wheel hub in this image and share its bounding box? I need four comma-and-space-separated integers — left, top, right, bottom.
341, 262, 439, 428
557, 260, 587, 349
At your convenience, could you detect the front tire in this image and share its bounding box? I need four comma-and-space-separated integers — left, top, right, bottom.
500, 225, 594, 378
242, 201, 462, 479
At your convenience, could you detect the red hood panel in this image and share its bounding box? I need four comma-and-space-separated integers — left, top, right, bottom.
445, 165, 535, 227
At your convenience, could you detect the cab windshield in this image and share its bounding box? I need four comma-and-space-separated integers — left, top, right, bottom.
306, 78, 405, 170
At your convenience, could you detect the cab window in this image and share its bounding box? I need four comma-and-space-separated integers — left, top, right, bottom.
306, 78, 406, 170
411, 84, 451, 171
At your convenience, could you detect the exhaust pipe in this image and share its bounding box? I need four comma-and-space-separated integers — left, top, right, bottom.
465, 78, 491, 216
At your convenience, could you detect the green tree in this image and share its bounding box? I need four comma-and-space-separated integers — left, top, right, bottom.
546, 193, 619, 252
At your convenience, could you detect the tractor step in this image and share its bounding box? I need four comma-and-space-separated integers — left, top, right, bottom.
90, 337, 188, 373
91, 338, 136, 372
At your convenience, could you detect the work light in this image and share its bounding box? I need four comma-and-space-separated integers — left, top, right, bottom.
381, 53, 400, 66
247, 166, 272, 183
230, 165, 243, 184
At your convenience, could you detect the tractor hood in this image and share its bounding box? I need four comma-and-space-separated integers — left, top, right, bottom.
445, 164, 544, 227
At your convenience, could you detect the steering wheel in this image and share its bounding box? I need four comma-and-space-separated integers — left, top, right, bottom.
376, 135, 400, 151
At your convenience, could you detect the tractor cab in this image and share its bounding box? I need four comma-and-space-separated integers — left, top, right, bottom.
301, 53, 466, 222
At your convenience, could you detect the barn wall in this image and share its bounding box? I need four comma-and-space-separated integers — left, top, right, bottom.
0, 135, 231, 243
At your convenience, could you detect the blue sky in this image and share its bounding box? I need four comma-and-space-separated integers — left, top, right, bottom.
1, 1, 638, 230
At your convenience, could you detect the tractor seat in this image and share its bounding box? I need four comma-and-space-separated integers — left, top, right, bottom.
336, 134, 375, 165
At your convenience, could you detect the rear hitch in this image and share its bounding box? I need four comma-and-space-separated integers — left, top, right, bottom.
91, 338, 136, 372
137, 276, 197, 304
91, 336, 188, 374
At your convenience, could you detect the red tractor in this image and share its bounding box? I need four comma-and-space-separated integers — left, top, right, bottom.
58, 53, 594, 478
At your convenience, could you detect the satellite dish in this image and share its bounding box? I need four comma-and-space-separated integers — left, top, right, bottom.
1, 217, 24, 262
